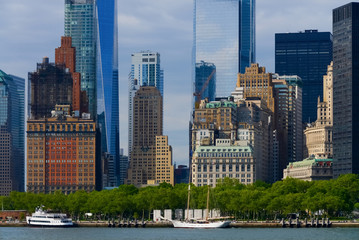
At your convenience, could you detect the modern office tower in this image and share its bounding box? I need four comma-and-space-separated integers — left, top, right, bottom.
155, 136, 174, 185
332, 3, 359, 177
128, 51, 164, 160
194, 61, 216, 105
272, 75, 303, 164
237, 64, 275, 114
26, 105, 96, 194
283, 157, 333, 181
96, 0, 120, 187
0, 70, 25, 195
192, 143, 255, 187
174, 165, 190, 184
126, 86, 163, 187
28, 57, 73, 119
65, 0, 96, 117
275, 30, 333, 123
65, 0, 120, 187
55, 36, 82, 113
194, 0, 256, 98
304, 62, 333, 159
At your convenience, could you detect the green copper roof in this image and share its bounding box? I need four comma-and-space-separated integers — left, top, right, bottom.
206, 101, 237, 109
287, 157, 332, 168
195, 145, 253, 153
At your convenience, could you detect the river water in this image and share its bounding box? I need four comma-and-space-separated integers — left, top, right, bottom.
0, 227, 358, 240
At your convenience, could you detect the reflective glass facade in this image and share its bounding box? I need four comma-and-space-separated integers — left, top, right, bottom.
193, 0, 256, 98
275, 30, 333, 123
96, 0, 120, 186
195, 61, 216, 102
332, 3, 359, 177
65, 0, 97, 117
0, 70, 25, 195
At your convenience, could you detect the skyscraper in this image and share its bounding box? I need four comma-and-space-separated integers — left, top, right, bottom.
0, 70, 25, 195
193, 0, 256, 98
194, 61, 216, 104
275, 30, 333, 123
65, 0, 96, 117
96, 0, 120, 186
126, 86, 163, 187
332, 3, 359, 177
128, 51, 163, 161
65, 0, 120, 187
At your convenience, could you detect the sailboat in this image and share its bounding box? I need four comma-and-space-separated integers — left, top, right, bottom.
171, 185, 231, 228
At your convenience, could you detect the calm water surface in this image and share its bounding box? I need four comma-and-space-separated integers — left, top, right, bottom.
0, 227, 358, 240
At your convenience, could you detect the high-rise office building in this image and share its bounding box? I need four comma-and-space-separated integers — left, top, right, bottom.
332, 3, 359, 177
128, 51, 163, 161
126, 86, 163, 187
304, 62, 333, 159
155, 136, 174, 185
96, 0, 120, 187
65, 0, 120, 187
28, 57, 74, 119
65, 0, 96, 117
0, 70, 25, 195
193, 0, 256, 98
275, 30, 332, 123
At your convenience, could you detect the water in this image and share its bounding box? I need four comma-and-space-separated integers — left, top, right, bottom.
0, 227, 358, 240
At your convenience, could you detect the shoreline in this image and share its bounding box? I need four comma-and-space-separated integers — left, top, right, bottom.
1, 221, 359, 228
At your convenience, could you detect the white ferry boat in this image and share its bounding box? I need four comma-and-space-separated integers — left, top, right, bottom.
26, 206, 73, 227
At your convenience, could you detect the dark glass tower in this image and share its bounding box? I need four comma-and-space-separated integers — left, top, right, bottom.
96, 0, 120, 186
193, 0, 256, 98
0, 70, 25, 195
275, 30, 333, 123
332, 2, 359, 177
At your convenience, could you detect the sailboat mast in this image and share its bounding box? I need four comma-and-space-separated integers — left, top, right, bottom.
206, 185, 210, 220
186, 185, 191, 221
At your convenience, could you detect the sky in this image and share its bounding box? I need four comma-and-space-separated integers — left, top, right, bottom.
0, 0, 354, 166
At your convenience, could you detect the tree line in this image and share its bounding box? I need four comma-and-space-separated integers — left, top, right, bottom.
1, 174, 358, 220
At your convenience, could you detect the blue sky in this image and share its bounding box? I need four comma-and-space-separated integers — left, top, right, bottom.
0, 0, 353, 166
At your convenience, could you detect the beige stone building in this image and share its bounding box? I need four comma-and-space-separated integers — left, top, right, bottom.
192, 142, 255, 187
283, 157, 333, 181
155, 136, 174, 185
304, 62, 333, 159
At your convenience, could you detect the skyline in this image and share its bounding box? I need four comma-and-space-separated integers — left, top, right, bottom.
0, 0, 352, 166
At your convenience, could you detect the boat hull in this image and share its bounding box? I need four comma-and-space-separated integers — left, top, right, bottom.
171, 220, 230, 228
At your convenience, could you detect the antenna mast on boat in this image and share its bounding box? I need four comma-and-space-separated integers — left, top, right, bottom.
186, 184, 191, 222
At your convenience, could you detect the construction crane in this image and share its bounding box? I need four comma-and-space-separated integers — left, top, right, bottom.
193, 69, 216, 109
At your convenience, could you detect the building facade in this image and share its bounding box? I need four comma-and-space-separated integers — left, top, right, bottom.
192, 144, 255, 187
96, 0, 120, 187
332, 3, 359, 177
128, 51, 164, 162
304, 62, 333, 159
275, 30, 333, 123
65, 0, 97, 117
0, 71, 25, 195
193, 0, 256, 98
283, 157, 332, 181
126, 86, 163, 187
155, 136, 174, 185
26, 107, 96, 194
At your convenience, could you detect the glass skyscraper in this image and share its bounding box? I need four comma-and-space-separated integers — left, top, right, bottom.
65, 0, 97, 117
195, 61, 216, 102
128, 51, 164, 162
275, 30, 333, 123
0, 70, 25, 195
65, 0, 120, 187
193, 0, 256, 98
332, 3, 359, 177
